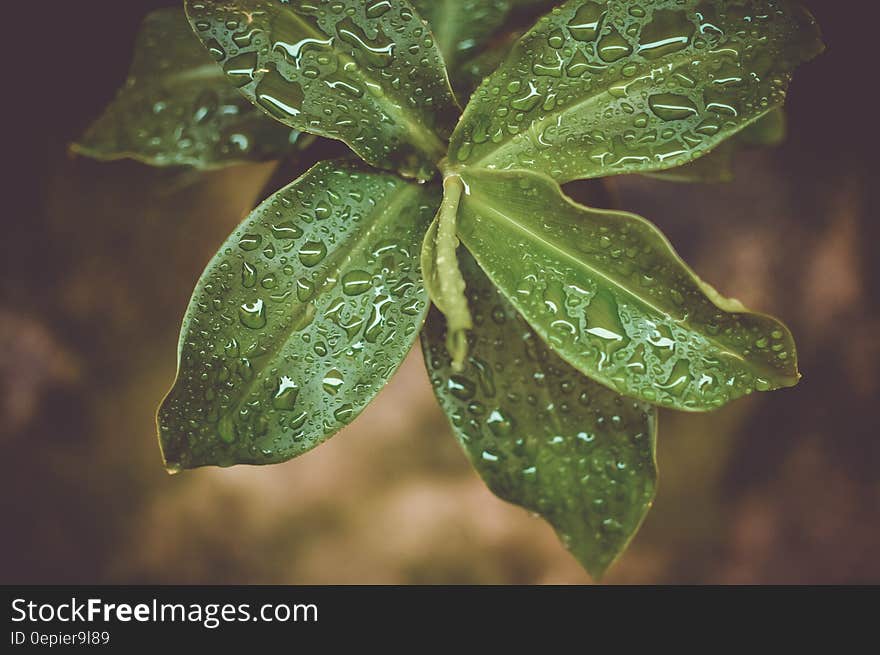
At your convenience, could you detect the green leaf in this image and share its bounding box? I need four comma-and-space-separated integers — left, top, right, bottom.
420, 176, 473, 370
454, 168, 800, 411
422, 251, 657, 579
185, 0, 459, 181
448, 0, 823, 182
72, 8, 306, 170
158, 160, 439, 470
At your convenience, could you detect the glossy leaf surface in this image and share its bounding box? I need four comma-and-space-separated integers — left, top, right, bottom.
73, 8, 304, 169
185, 0, 459, 180
455, 168, 800, 410
159, 161, 439, 469
449, 0, 822, 182
423, 252, 657, 578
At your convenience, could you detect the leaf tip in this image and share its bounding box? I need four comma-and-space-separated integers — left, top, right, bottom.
575, 552, 615, 583
157, 431, 183, 475
156, 399, 185, 475
67, 139, 101, 163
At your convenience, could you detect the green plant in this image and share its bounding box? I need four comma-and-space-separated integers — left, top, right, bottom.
75, 0, 823, 578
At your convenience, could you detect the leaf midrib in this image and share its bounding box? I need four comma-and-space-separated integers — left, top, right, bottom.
464, 270, 655, 576
462, 188, 750, 367
225, 180, 423, 418
465, 192, 668, 316
459, 38, 716, 172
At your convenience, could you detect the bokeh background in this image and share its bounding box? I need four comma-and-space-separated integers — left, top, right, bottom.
3, 0, 877, 584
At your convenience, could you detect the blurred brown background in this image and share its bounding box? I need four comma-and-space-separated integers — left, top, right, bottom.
2, 0, 877, 584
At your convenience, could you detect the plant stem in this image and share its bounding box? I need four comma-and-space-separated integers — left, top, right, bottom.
436, 175, 472, 371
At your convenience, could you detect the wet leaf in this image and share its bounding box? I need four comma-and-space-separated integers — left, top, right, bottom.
185, 0, 459, 180
454, 168, 800, 411
72, 8, 306, 169
158, 160, 439, 469
448, 0, 823, 182
422, 251, 657, 578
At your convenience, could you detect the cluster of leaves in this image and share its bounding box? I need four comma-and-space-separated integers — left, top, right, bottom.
76, 0, 822, 578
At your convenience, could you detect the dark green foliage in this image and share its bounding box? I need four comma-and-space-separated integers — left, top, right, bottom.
77, 0, 822, 577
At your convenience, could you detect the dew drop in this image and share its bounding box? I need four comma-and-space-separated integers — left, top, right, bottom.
256, 66, 305, 120
366, 0, 392, 18
648, 93, 699, 121
241, 261, 257, 288
597, 27, 633, 63
298, 240, 327, 266
486, 408, 515, 436
223, 52, 258, 88
342, 270, 372, 296
205, 38, 225, 61
336, 17, 395, 68
238, 299, 267, 329
239, 233, 262, 251
334, 404, 355, 423
510, 81, 542, 112
638, 10, 695, 60
271, 221, 303, 240
567, 2, 607, 42
448, 375, 476, 400
272, 376, 299, 410
322, 369, 344, 395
